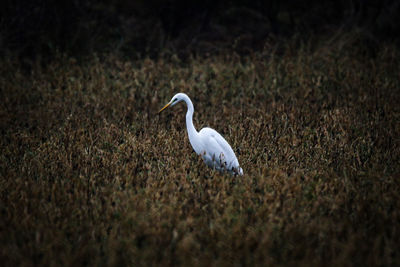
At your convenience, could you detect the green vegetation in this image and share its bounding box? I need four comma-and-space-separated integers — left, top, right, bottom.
1, 35, 399, 266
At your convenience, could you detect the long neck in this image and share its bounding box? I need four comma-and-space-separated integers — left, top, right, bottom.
183, 95, 200, 153
184, 96, 197, 135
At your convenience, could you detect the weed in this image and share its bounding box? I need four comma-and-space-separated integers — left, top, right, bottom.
1, 39, 399, 266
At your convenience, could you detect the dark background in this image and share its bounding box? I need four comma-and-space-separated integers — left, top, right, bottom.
1, 1, 400, 266
1, 0, 399, 59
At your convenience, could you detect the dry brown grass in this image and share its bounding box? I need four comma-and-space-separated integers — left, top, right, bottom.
1, 40, 399, 266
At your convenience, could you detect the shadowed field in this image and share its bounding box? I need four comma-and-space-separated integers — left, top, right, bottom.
1, 37, 399, 266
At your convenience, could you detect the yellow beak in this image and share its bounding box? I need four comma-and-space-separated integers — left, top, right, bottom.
159, 102, 171, 113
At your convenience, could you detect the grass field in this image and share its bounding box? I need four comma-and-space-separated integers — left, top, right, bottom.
1, 36, 400, 266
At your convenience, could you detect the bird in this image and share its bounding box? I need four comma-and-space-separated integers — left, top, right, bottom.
159, 93, 243, 175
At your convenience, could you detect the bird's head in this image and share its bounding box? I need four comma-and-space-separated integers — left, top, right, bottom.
159, 93, 187, 113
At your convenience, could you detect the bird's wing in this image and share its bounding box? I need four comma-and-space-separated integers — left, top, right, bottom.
199, 127, 238, 166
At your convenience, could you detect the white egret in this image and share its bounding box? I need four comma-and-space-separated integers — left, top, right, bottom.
159, 93, 243, 175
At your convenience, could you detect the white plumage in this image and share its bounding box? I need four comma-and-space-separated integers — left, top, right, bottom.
159, 93, 243, 175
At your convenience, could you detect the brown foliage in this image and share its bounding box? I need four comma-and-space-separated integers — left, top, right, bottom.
1, 40, 399, 266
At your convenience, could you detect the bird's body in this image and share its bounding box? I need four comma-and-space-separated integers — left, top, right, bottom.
159, 93, 243, 175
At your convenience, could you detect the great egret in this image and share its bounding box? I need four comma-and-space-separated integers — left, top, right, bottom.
159, 93, 243, 175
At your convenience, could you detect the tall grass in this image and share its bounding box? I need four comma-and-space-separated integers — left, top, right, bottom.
1, 38, 399, 266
